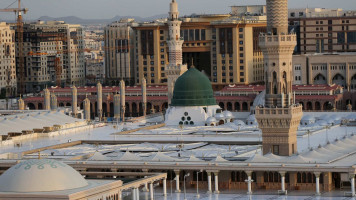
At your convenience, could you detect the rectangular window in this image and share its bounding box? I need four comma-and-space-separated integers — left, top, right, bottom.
189, 29, 194, 41
239, 28, 243, 32
195, 29, 200, 41
347, 32, 356, 43
201, 29, 206, 40
273, 145, 280, 155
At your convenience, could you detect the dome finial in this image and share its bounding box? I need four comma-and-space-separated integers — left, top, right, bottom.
191, 58, 195, 68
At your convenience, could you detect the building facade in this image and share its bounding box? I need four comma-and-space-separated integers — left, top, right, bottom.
292, 53, 356, 90
15, 21, 85, 93
104, 5, 267, 88
0, 22, 16, 97
104, 19, 137, 86
288, 8, 356, 54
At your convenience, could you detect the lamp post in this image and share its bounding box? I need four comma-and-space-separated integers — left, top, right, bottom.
325, 125, 330, 144
184, 173, 190, 200
307, 130, 311, 150
196, 170, 202, 198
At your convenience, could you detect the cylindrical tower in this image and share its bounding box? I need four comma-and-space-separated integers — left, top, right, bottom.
267, 0, 289, 34
120, 80, 126, 121
50, 93, 58, 111
114, 94, 120, 120
72, 86, 78, 117
44, 88, 51, 110
142, 78, 147, 116
18, 96, 24, 110
83, 97, 91, 121
97, 82, 103, 121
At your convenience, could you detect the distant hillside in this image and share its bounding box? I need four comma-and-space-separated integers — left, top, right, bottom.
35, 14, 168, 25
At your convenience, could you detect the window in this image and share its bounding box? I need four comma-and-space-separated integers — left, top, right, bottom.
240, 66, 244, 70
240, 60, 244, 64
240, 72, 244, 76
239, 28, 243, 32
240, 47, 243, 51
151, 73, 154, 77
273, 145, 279, 155
239, 41, 243, 45
160, 48, 164, 52
239, 34, 243, 39
290, 12, 295, 17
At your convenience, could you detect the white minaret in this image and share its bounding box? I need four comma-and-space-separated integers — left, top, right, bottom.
165, 0, 187, 105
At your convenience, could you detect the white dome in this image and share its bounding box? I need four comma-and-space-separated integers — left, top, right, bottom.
246, 115, 257, 125
222, 111, 233, 119
234, 120, 246, 126
206, 117, 217, 124
0, 159, 88, 192
215, 113, 225, 120
252, 90, 266, 108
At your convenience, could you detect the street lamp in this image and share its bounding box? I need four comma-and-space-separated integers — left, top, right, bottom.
184, 173, 190, 200
325, 125, 330, 144
307, 130, 311, 150
196, 170, 203, 198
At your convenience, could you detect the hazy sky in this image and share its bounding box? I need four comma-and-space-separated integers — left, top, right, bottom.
0, 0, 355, 20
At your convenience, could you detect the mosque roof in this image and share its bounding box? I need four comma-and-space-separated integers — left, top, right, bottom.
0, 159, 88, 192
171, 68, 217, 106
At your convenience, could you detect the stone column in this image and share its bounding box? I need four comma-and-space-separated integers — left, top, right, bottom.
18, 96, 24, 110
118, 191, 122, 200
214, 172, 220, 194
72, 86, 78, 117
245, 171, 253, 195
83, 97, 91, 121
315, 172, 321, 196
136, 188, 140, 200
142, 78, 147, 116
120, 80, 126, 122
163, 178, 167, 196
114, 94, 120, 120
150, 183, 154, 200
132, 188, 136, 200
174, 170, 181, 192
97, 82, 103, 121
50, 93, 57, 110
44, 88, 51, 110
350, 174, 355, 197
280, 171, 286, 193
207, 172, 212, 193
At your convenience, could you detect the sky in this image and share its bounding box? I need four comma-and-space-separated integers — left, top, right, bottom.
0, 0, 355, 20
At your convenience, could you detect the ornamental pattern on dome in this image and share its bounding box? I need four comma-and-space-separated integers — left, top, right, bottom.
14, 159, 66, 170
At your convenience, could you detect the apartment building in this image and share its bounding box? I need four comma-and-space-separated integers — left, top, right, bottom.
288, 8, 356, 54
15, 21, 84, 93
0, 22, 16, 97
104, 19, 137, 86
105, 9, 267, 88
292, 53, 356, 91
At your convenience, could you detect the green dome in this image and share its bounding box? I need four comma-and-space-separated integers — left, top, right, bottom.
171, 67, 217, 106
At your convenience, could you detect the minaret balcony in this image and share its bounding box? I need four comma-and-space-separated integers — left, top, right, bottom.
259, 33, 296, 47
255, 104, 302, 117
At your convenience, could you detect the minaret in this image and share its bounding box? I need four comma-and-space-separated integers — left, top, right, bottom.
44, 88, 51, 110
120, 80, 126, 122
142, 78, 147, 116
114, 93, 120, 120
72, 86, 78, 117
18, 95, 24, 110
255, 0, 303, 156
83, 96, 91, 121
50, 93, 58, 111
97, 82, 103, 121
165, 0, 187, 105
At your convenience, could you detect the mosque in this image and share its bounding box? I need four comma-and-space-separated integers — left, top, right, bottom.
0, 0, 356, 199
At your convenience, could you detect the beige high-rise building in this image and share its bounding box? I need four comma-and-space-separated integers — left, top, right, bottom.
104, 19, 137, 86
255, 0, 303, 156
288, 8, 356, 54
15, 21, 84, 93
0, 22, 16, 96
105, 6, 267, 88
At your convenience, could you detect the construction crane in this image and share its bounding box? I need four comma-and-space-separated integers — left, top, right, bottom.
0, 0, 28, 95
